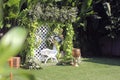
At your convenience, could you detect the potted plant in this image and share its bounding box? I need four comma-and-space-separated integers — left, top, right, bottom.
72, 48, 81, 67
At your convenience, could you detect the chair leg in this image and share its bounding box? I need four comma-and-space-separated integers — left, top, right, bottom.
44, 57, 58, 64
54, 57, 58, 63
44, 57, 50, 64
51, 58, 54, 62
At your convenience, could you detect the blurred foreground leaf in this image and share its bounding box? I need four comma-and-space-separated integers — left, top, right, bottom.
0, 27, 37, 80
0, 27, 27, 68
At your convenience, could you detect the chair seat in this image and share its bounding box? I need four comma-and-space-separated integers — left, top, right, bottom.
40, 48, 58, 64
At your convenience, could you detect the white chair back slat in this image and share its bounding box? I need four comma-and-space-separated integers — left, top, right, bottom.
40, 48, 58, 64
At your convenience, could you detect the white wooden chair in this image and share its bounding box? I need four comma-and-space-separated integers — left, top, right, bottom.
40, 48, 58, 64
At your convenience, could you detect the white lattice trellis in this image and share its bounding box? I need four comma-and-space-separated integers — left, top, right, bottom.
34, 25, 49, 61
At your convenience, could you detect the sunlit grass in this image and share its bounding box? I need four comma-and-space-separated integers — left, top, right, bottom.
14, 57, 120, 80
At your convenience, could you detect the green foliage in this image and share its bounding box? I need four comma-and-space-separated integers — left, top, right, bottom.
0, 27, 37, 80
19, 12, 38, 61
33, 3, 78, 23
33, 1, 76, 61
63, 23, 74, 60
16, 0, 39, 63
80, 0, 93, 27
103, 0, 120, 38
0, 0, 3, 28
51, 23, 64, 58
32, 1, 77, 61
1, 0, 94, 63
26, 22, 38, 56
80, 0, 93, 15
22, 56, 41, 69
39, 0, 62, 4
105, 17, 119, 39
0, 0, 39, 63
3, 0, 21, 19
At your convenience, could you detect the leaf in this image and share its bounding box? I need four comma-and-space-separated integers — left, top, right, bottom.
80, 23, 85, 27
19, 0, 27, 11
4, 0, 21, 18
80, 0, 93, 15
0, 27, 27, 66
0, 21, 3, 29
0, 0, 3, 23
55, 0, 62, 1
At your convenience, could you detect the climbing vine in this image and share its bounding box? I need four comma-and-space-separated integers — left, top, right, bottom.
17, 8, 38, 63
17, 0, 39, 63
63, 23, 74, 60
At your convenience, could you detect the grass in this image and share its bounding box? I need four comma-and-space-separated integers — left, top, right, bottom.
14, 57, 120, 80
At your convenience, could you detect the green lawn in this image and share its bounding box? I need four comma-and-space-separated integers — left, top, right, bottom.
14, 57, 120, 80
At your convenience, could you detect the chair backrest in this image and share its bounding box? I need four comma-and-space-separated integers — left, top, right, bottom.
40, 48, 58, 57
49, 49, 57, 55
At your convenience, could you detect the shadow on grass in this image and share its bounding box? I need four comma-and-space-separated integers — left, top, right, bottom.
82, 57, 120, 66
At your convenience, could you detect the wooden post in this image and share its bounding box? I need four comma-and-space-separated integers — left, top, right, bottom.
8, 57, 20, 80
8, 58, 13, 80
12, 57, 20, 69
